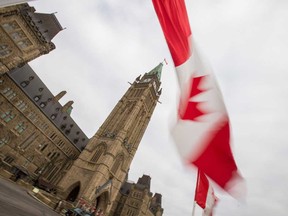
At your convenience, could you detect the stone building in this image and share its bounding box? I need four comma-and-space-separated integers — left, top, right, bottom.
56, 63, 164, 215
0, 64, 88, 188
0, 3, 62, 74
115, 175, 164, 216
0, 62, 164, 215
0, 3, 164, 215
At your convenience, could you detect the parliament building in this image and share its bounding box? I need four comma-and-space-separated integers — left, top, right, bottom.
0, 3, 164, 216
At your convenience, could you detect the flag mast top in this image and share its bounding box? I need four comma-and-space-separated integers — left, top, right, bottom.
162, 58, 168, 65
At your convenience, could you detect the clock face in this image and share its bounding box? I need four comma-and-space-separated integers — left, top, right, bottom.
143, 78, 151, 83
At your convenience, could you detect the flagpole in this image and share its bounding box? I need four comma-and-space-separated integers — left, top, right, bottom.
192, 201, 196, 216
192, 169, 200, 216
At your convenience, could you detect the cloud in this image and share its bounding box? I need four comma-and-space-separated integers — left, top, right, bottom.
30, 0, 288, 215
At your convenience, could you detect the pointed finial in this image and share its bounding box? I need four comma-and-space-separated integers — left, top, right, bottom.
147, 63, 163, 80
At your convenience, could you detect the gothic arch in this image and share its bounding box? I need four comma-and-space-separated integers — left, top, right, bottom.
65, 181, 81, 202
90, 142, 107, 163
94, 191, 109, 213
111, 154, 124, 174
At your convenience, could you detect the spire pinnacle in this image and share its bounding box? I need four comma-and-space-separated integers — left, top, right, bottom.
147, 63, 163, 80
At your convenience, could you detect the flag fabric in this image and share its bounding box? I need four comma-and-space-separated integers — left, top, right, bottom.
195, 170, 217, 216
152, 0, 241, 191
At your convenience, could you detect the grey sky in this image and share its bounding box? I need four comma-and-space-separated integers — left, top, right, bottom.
29, 0, 288, 215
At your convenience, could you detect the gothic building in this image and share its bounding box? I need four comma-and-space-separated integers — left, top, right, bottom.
0, 63, 164, 216
0, 3, 164, 216
56, 63, 163, 215
0, 64, 88, 187
115, 175, 164, 216
0, 3, 62, 75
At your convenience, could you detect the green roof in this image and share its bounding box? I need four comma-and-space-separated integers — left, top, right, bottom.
147, 63, 163, 80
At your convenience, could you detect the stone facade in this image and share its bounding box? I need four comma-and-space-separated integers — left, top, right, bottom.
114, 175, 164, 216
56, 64, 164, 216
0, 3, 164, 216
0, 3, 62, 75
0, 64, 88, 189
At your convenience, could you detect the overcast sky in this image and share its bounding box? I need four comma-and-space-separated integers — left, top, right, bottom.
28, 0, 288, 215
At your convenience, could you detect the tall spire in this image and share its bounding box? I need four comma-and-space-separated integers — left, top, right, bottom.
147, 63, 163, 80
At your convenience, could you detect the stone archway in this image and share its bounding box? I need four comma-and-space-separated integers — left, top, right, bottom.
95, 191, 109, 213
66, 181, 80, 202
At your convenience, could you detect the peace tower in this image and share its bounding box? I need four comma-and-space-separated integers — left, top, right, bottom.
57, 63, 163, 214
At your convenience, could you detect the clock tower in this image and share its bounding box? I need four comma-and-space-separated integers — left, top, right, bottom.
57, 63, 163, 214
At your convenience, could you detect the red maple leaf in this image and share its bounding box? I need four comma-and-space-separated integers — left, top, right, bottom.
179, 75, 207, 121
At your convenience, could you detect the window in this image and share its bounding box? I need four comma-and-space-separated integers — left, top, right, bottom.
1, 111, 15, 123
34, 167, 43, 175
111, 155, 123, 174
51, 114, 57, 120
50, 133, 57, 140
0, 135, 10, 148
16, 100, 27, 112
46, 166, 59, 181
4, 155, 14, 164
27, 112, 37, 121
0, 44, 12, 57
17, 39, 32, 49
53, 153, 60, 160
40, 102, 47, 108
19, 132, 36, 149
7, 92, 16, 100
11, 30, 25, 40
133, 191, 143, 199
39, 122, 48, 131
20, 81, 29, 87
2, 87, 14, 97
47, 152, 52, 158
14, 122, 26, 134
39, 143, 48, 152
2, 87, 10, 94
2, 21, 20, 32
91, 145, 106, 163
34, 95, 41, 101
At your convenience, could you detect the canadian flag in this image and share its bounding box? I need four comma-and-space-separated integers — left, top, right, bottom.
195, 170, 217, 216
152, 0, 242, 192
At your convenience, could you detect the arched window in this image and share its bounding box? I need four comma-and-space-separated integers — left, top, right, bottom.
0, 134, 10, 148
111, 154, 124, 174
0, 44, 12, 58
1, 110, 15, 123
91, 145, 106, 163
14, 122, 26, 134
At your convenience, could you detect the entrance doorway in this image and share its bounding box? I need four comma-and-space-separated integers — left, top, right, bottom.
66, 182, 80, 202
95, 191, 109, 212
